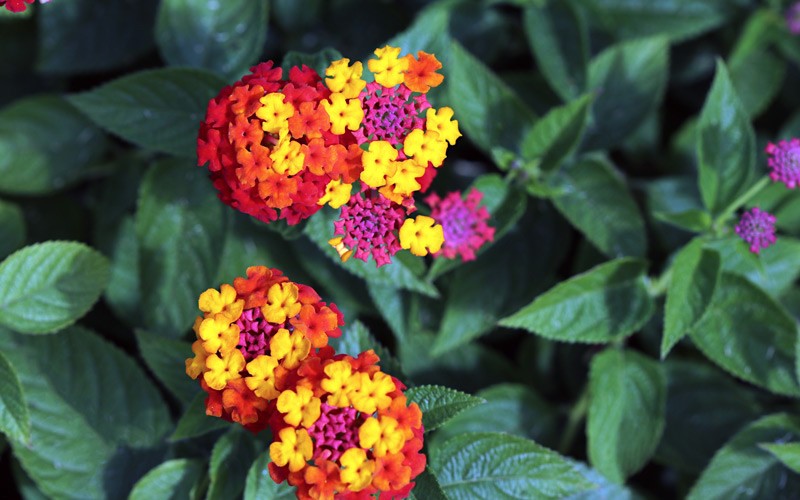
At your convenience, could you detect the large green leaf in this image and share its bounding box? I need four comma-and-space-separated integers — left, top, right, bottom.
656, 360, 762, 474
156, 0, 268, 79
689, 273, 800, 397
760, 443, 800, 474
662, 239, 721, 358
136, 159, 227, 336
408, 468, 448, 500
430, 432, 595, 498
583, 36, 668, 150
0, 242, 109, 334
37, 0, 158, 74
500, 258, 653, 343
550, 156, 647, 257
0, 199, 25, 259
170, 392, 229, 441
0, 96, 108, 195
587, 348, 666, 483
104, 217, 142, 327
405, 385, 485, 432
207, 428, 260, 500
136, 330, 200, 407
447, 40, 537, 155
696, 61, 756, 216
0, 326, 171, 499
523, 1, 588, 101
687, 414, 800, 499
244, 452, 295, 500
585, 0, 738, 42
69, 68, 227, 157
521, 94, 592, 174
129, 459, 204, 500
302, 207, 438, 297
0, 349, 30, 443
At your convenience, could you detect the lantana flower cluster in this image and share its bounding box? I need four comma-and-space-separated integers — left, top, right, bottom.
198, 45, 462, 267
185, 266, 426, 499
1, 0, 47, 13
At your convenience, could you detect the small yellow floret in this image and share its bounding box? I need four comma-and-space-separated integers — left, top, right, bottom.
270, 328, 311, 370
425, 107, 462, 146
321, 93, 363, 134
277, 386, 321, 428
256, 93, 295, 135
318, 179, 352, 208
360, 141, 398, 188
399, 215, 445, 257
368, 45, 409, 88
403, 128, 448, 167
270, 428, 313, 472
185, 340, 209, 379
203, 349, 246, 390
320, 360, 360, 407
339, 448, 375, 491
245, 355, 280, 399
359, 415, 405, 457
325, 58, 367, 98
261, 282, 301, 324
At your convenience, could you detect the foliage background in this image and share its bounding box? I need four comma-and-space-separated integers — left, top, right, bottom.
2, 0, 800, 498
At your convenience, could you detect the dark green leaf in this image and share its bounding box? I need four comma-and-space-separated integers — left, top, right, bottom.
0, 326, 171, 498
156, 0, 268, 79
136, 330, 201, 406
500, 258, 653, 343
0, 199, 25, 259
207, 428, 259, 500
730, 50, 785, 119
136, 159, 227, 336
104, 217, 142, 326
0, 349, 30, 443
521, 94, 592, 174
759, 443, 800, 474
662, 239, 721, 358
367, 282, 408, 343
550, 156, 647, 257
447, 40, 536, 155
523, 1, 588, 101
69, 68, 227, 157
0, 96, 108, 195
405, 385, 485, 432
244, 452, 295, 500
171, 392, 229, 441
129, 459, 204, 500
583, 36, 668, 150
563, 461, 638, 500
656, 360, 762, 474
689, 273, 800, 397
37, 0, 158, 74
431, 432, 595, 498
302, 207, 438, 297
386, 3, 451, 67
0, 242, 109, 334
653, 209, 712, 232
585, 0, 737, 42
696, 61, 756, 216
408, 468, 448, 500
688, 414, 800, 499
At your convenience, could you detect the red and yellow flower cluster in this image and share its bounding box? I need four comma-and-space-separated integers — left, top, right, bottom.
1, 0, 34, 13
185, 267, 425, 499
197, 46, 461, 267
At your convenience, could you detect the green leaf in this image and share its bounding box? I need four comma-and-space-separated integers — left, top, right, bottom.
563, 461, 638, 500
405, 385, 485, 432
0, 326, 171, 498
0, 242, 109, 334
583, 36, 668, 150
136, 330, 200, 406
129, 459, 204, 500
652, 209, 712, 232
656, 360, 762, 474
156, 0, 268, 79
366, 282, 408, 343
0, 95, 108, 195
207, 428, 260, 500
69, 68, 227, 157
0, 349, 30, 443
171, 392, 229, 441
37, 0, 158, 75
385, 3, 451, 67
282, 48, 343, 76
431, 432, 595, 498
588, 348, 666, 483
104, 217, 142, 326
759, 442, 800, 474
521, 94, 592, 174
329, 321, 402, 377
500, 258, 653, 343
688, 414, 800, 499
730, 50, 785, 120
550, 156, 647, 257
136, 159, 227, 336
434, 384, 560, 449
447, 40, 536, 155
0, 199, 25, 259
408, 468, 448, 500
302, 207, 438, 297
523, 1, 588, 101
244, 452, 295, 500
689, 273, 800, 397
662, 240, 721, 358
696, 61, 756, 216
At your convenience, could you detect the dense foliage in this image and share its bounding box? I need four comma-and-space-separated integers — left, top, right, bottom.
2, 0, 800, 498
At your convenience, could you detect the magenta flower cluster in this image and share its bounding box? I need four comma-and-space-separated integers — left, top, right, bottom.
736, 207, 777, 254
333, 191, 407, 266
426, 188, 495, 262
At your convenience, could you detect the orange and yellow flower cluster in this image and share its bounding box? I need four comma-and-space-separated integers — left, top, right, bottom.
186, 267, 425, 499
197, 46, 461, 266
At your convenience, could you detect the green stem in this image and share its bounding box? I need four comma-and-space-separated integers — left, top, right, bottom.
558, 387, 589, 455
713, 177, 771, 232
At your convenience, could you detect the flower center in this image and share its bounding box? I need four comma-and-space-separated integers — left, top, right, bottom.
236, 307, 282, 361
307, 403, 362, 463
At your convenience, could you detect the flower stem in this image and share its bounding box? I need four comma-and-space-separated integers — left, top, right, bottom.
558, 387, 589, 455
713, 177, 771, 232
